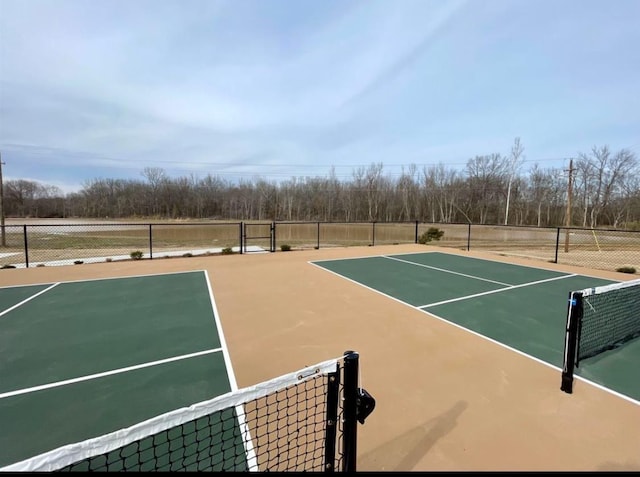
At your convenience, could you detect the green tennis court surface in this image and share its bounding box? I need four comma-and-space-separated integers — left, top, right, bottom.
312, 251, 640, 404
0, 271, 245, 469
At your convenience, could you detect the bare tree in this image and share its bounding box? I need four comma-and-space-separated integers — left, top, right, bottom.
466, 154, 506, 224
9, 147, 640, 227
575, 146, 638, 227
393, 164, 417, 221
141, 167, 167, 216
364, 162, 384, 221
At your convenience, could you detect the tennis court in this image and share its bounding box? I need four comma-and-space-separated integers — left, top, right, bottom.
311, 251, 640, 404
0, 271, 239, 468
0, 244, 638, 471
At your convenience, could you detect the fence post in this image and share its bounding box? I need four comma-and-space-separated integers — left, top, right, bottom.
23, 225, 29, 268
414, 220, 418, 243
372, 221, 376, 246
239, 222, 244, 254
271, 221, 276, 252
555, 228, 560, 263
467, 223, 471, 251
149, 224, 153, 260
317, 222, 320, 250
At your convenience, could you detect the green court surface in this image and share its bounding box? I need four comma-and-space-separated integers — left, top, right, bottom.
312, 251, 640, 404
0, 271, 239, 468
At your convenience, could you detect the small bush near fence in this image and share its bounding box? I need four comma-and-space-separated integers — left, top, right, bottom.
616, 266, 636, 274
418, 227, 445, 244
130, 250, 144, 260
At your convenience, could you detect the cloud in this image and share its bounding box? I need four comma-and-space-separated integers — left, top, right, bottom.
1, 0, 639, 193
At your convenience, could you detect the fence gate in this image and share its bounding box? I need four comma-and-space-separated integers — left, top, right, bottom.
241, 222, 275, 253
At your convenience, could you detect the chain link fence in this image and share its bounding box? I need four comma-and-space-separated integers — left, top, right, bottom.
0, 223, 242, 268
0, 221, 638, 275
418, 222, 640, 275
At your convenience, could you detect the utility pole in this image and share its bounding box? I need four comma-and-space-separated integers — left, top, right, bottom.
564, 158, 574, 253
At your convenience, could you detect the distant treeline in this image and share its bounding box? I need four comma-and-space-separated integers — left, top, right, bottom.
5, 144, 639, 229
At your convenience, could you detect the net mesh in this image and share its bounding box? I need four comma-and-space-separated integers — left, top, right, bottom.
2, 358, 344, 472
577, 278, 640, 362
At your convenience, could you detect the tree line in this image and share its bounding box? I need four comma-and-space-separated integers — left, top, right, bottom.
5, 142, 640, 229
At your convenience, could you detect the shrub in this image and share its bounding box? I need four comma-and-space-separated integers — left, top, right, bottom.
1, 264, 16, 269
221, 247, 234, 255
36, 263, 46, 267
74, 260, 84, 265
280, 244, 292, 252
616, 266, 636, 274
105, 257, 113, 262
130, 250, 144, 260
182, 252, 193, 257
418, 227, 445, 244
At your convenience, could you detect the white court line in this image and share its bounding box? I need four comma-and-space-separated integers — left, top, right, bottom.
419, 274, 578, 309
204, 271, 238, 392
310, 261, 640, 407
204, 270, 258, 471
382, 255, 514, 287
0, 282, 60, 318
0, 348, 222, 400
0, 270, 206, 290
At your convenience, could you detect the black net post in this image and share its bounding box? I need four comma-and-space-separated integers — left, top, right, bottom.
323, 365, 341, 472
561, 291, 583, 394
341, 350, 359, 472
414, 220, 418, 243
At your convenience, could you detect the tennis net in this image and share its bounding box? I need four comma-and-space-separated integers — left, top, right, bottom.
561, 278, 640, 394
0, 350, 375, 472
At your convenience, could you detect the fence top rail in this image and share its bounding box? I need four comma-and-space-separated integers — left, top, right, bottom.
6, 221, 640, 234
13, 222, 244, 227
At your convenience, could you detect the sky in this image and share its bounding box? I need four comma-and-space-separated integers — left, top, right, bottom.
1, 0, 639, 194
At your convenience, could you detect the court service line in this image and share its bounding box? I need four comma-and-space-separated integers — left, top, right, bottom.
382, 255, 514, 287
0, 348, 222, 400
419, 273, 578, 308
0, 282, 60, 318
